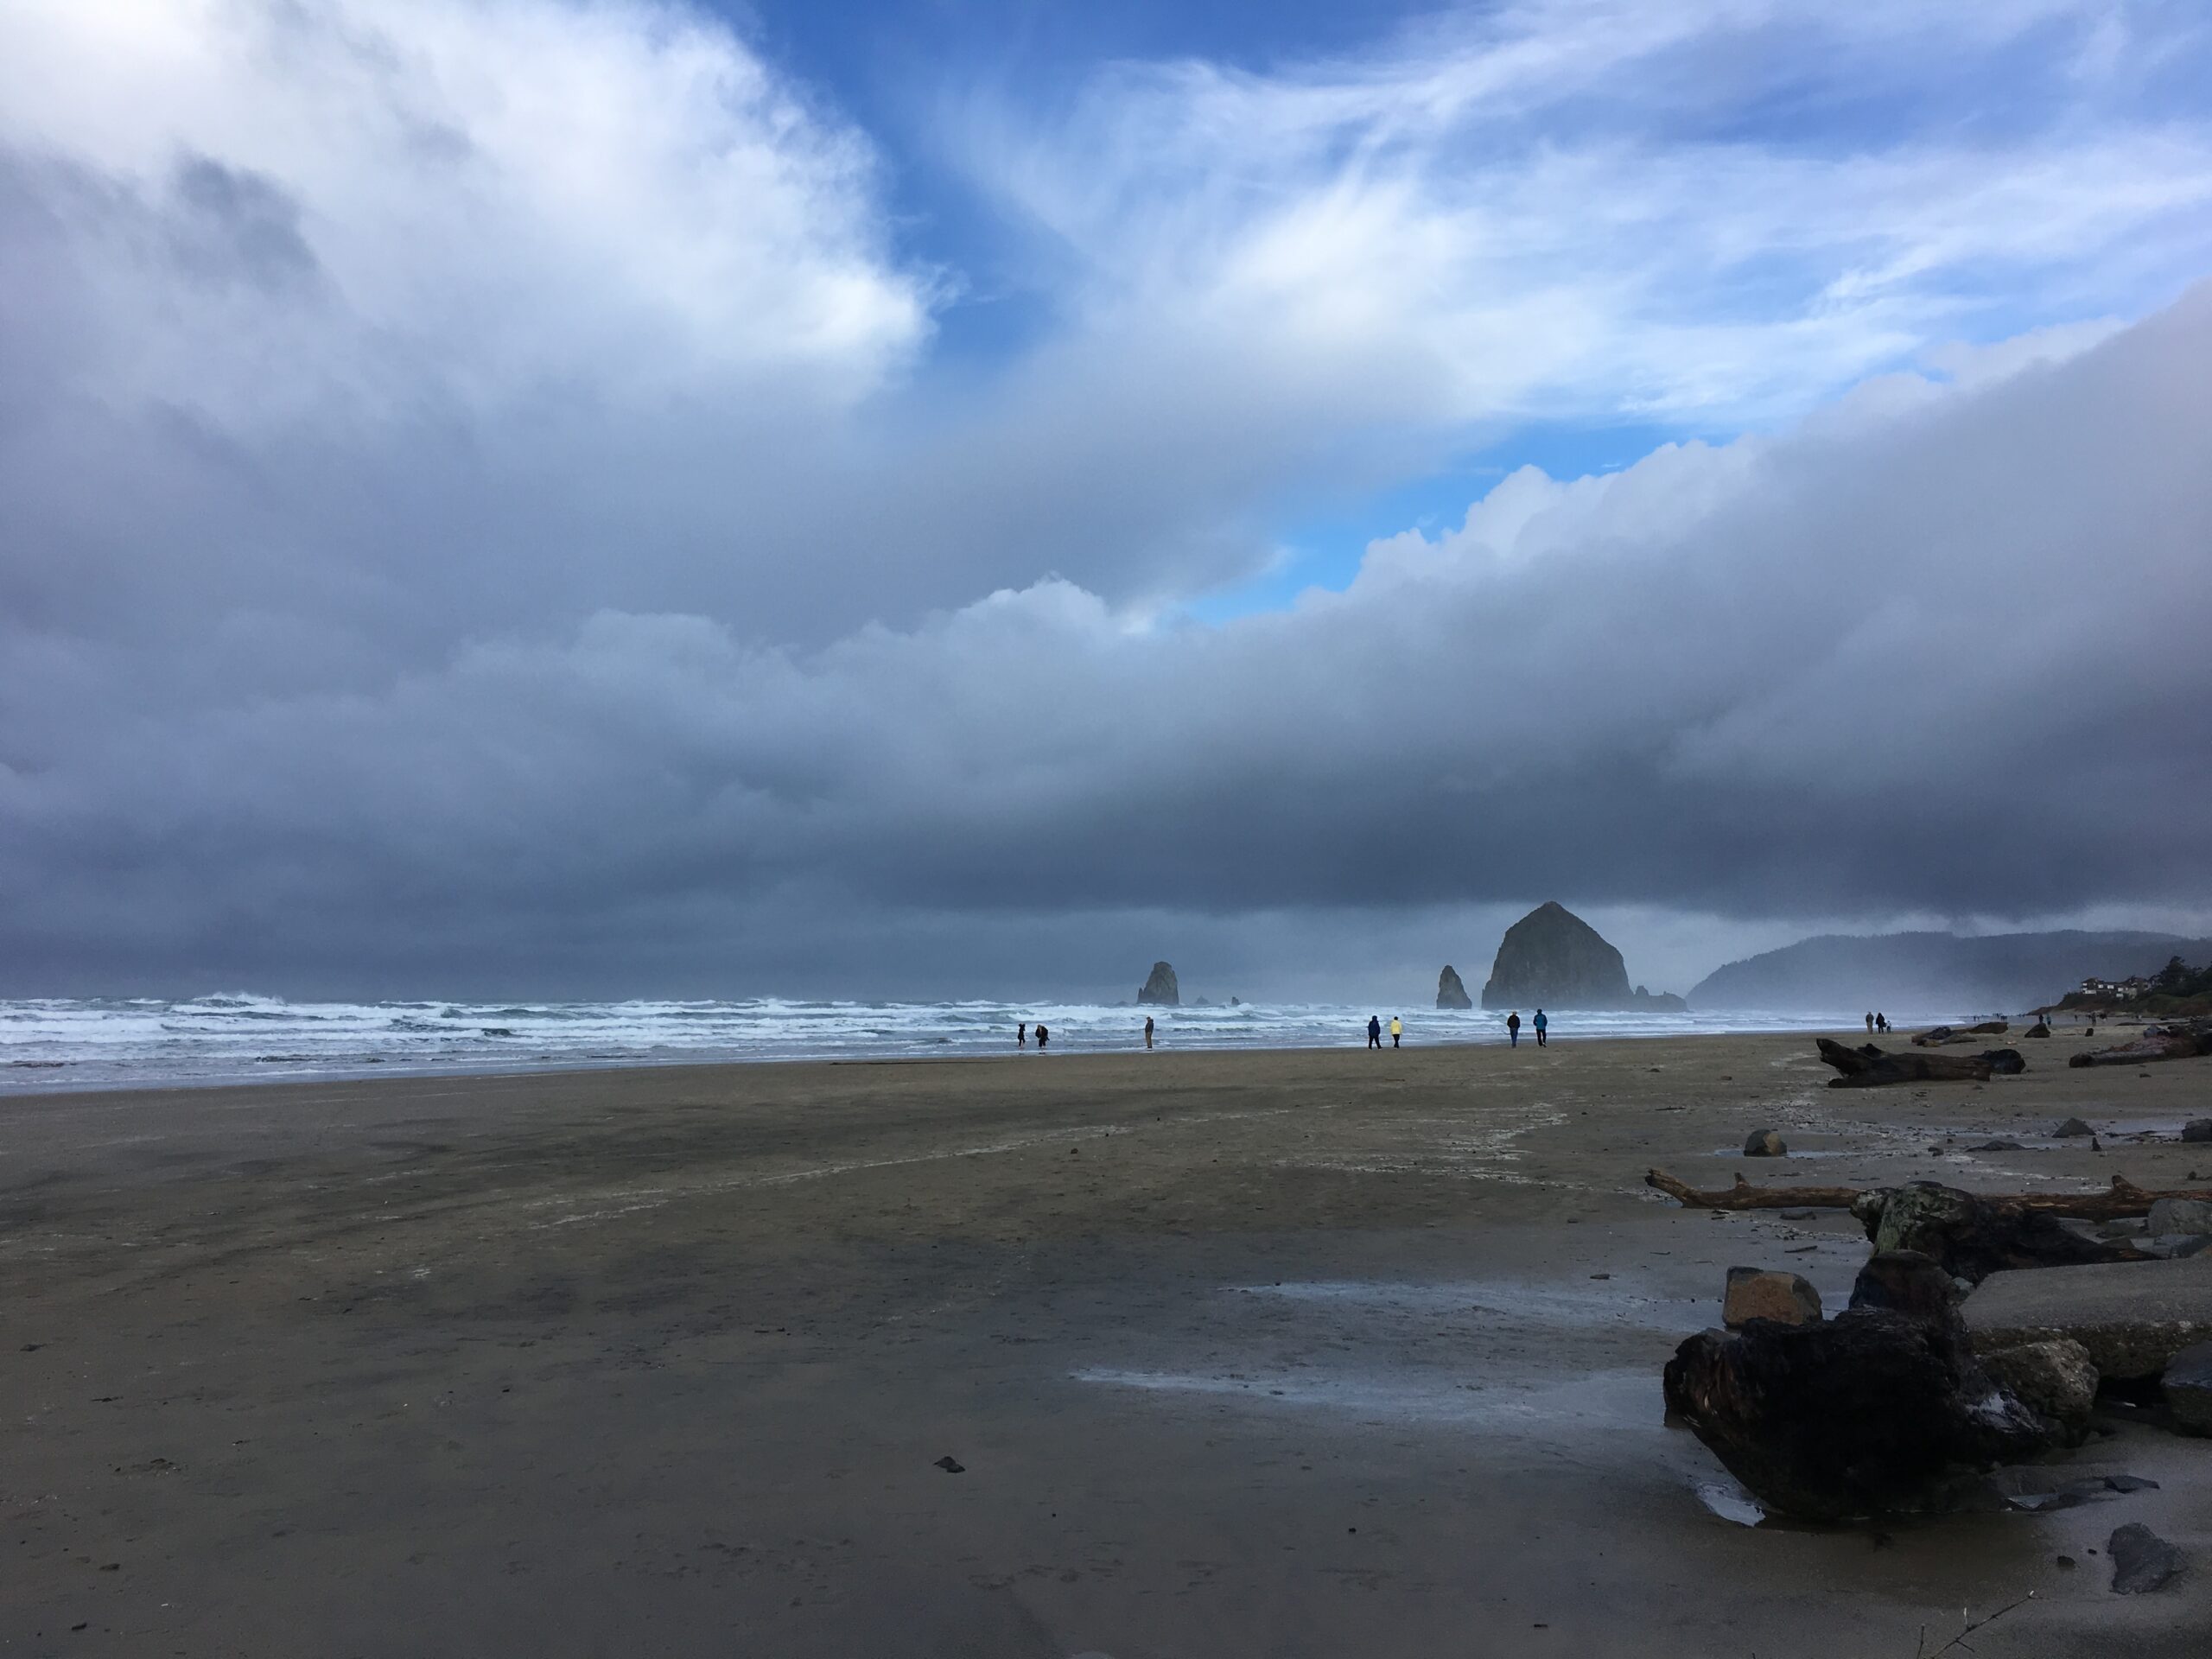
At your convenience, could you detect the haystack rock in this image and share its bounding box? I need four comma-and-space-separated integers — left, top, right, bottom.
1436, 965, 1473, 1010
1481, 902, 1634, 1009
1137, 962, 1179, 1007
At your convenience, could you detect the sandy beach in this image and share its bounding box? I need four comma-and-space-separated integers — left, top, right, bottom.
5, 1030, 2209, 1656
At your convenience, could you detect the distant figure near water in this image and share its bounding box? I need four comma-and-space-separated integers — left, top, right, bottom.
1876, 1012, 1889, 1033
1534, 1008, 1548, 1046
1018, 1022, 1027, 1048
1035, 1023, 1050, 1051
1507, 1011, 1522, 1046
1865, 1012, 1875, 1033
1144, 1015, 1154, 1051
1367, 1015, 1382, 1050
1390, 1015, 1402, 1048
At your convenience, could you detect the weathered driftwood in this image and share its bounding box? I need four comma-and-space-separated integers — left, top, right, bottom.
1913, 1021, 2004, 1046
2069, 1024, 2212, 1068
1853, 1180, 2145, 1282
1646, 1168, 2212, 1220
1664, 1305, 2052, 1521
1815, 1038, 1997, 1086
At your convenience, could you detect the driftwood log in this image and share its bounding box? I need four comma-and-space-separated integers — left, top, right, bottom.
1664, 1304, 2052, 1521
1646, 1168, 2212, 1219
1815, 1038, 2012, 1086
1913, 1020, 2005, 1046
2069, 1024, 2212, 1068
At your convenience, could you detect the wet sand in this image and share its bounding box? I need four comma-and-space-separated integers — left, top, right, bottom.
4, 1031, 2209, 1656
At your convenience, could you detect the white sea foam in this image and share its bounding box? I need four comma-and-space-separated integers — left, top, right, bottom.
0, 995, 1911, 1091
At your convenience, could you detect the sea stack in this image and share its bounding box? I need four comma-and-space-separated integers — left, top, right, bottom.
1478, 902, 1692, 1010
1137, 962, 1179, 1007
1436, 965, 1473, 1009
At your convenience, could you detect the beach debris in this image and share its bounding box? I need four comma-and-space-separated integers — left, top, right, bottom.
1911, 1025, 1988, 1047
1742, 1128, 1786, 1157
933, 1455, 966, 1473
2108, 1523, 2185, 1593
1723, 1268, 1822, 1328
2185, 1120, 2212, 1143
1971, 1139, 2024, 1151
1848, 1250, 1958, 1320
2069, 1022, 2212, 1069
1981, 1048, 2027, 1075
1664, 1302, 2052, 1522
1645, 1168, 2212, 1219
1814, 1038, 2003, 1087
1856, 1182, 2144, 1283
1963, 1254, 2212, 1378
1978, 1468, 2152, 1512
2161, 1340, 2212, 1435
1977, 1340, 2099, 1434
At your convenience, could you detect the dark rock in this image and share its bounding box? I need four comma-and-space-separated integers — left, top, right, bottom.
1479, 902, 1635, 1009
1971, 1139, 2024, 1151
2055, 1117, 2094, 1137
1136, 962, 1179, 1007
933, 1455, 965, 1474
2185, 1119, 2212, 1143
2024, 1021, 2051, 1038
1663, 1306, 2053, 1522
1853, 1181, 2142, 1283
1435, 965, 1473, 1010
2109, 1522, 2184, 1593
1743, 1129, 1785, 1157
2147, 1198, 2212, 1236
2163, 1339, 2212, 1435
1848, 1250, 1957, 1320
1722, 1268, 1821, 1328
1980, 1048, 2026, 1075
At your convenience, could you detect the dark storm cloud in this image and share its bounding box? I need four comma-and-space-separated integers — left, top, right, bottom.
5, 289, 2210, 995
5, 1, 2212, 997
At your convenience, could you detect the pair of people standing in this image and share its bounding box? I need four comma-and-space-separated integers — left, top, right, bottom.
1505, 1009, 1548, 1046
1016, 1022, 1050, 1050
1365, 1014, 1404, 1050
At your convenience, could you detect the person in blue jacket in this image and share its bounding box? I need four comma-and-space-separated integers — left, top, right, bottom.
1366, 1014, 1382, 1049
1534, 1007, 1548, 1046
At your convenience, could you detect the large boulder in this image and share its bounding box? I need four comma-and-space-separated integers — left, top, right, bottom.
1853, 1181, 2140, 1282
1978, 1339, 2098, 1433
1435, 965, 1473, 1010
1480, 902, 1632, 1009
1723, 1268, 1821, 1328
2160, 1340, 2212, 1435
1964, 1254, 2212, 1377
1136, 962, 1179, 1007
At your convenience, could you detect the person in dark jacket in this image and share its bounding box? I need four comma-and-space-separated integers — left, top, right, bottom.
1507, 1011, 1521, 1046
1366, 1014, 1382, 1049
1534, 1008, 1548, 1046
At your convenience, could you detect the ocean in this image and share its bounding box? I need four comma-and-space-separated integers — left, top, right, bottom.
0, 994, 1918, 1092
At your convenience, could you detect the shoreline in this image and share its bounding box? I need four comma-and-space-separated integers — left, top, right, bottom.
0, 1006, 2105, 1099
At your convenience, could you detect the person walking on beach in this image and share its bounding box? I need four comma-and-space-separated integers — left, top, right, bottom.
1389, 1015, 1402, 1049
1866, 1012, 1875, 1034
1507, 1011, 1521, 1047
1035, 1023, 1050, 1051
1876, 1012, 1889, 1033
1018, 1022, 1027, 1048
1534, 1008, 1548, 1046
1367, 1014, 1382, 1050
1144, 1015, 1154, 1051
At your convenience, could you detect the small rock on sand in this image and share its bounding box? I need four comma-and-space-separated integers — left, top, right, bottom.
1743, 1129, 1786, 1157
2163, 1340, 2212, 1436
1971, 1139, 2024, 1152
1779, 1207, 1817, 1221
2054, 1117, 2094, 1138
2109, 1523, 2184, 1593
1723, 1267, 1822, 1328
1978, 1338, 2097, 1429
2183, 1119, 2212, 1144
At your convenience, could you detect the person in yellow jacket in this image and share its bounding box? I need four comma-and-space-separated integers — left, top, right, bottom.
1389, 1015, 1402, 1048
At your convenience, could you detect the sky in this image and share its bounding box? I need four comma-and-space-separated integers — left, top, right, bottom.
3, 0, 2211, 1004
